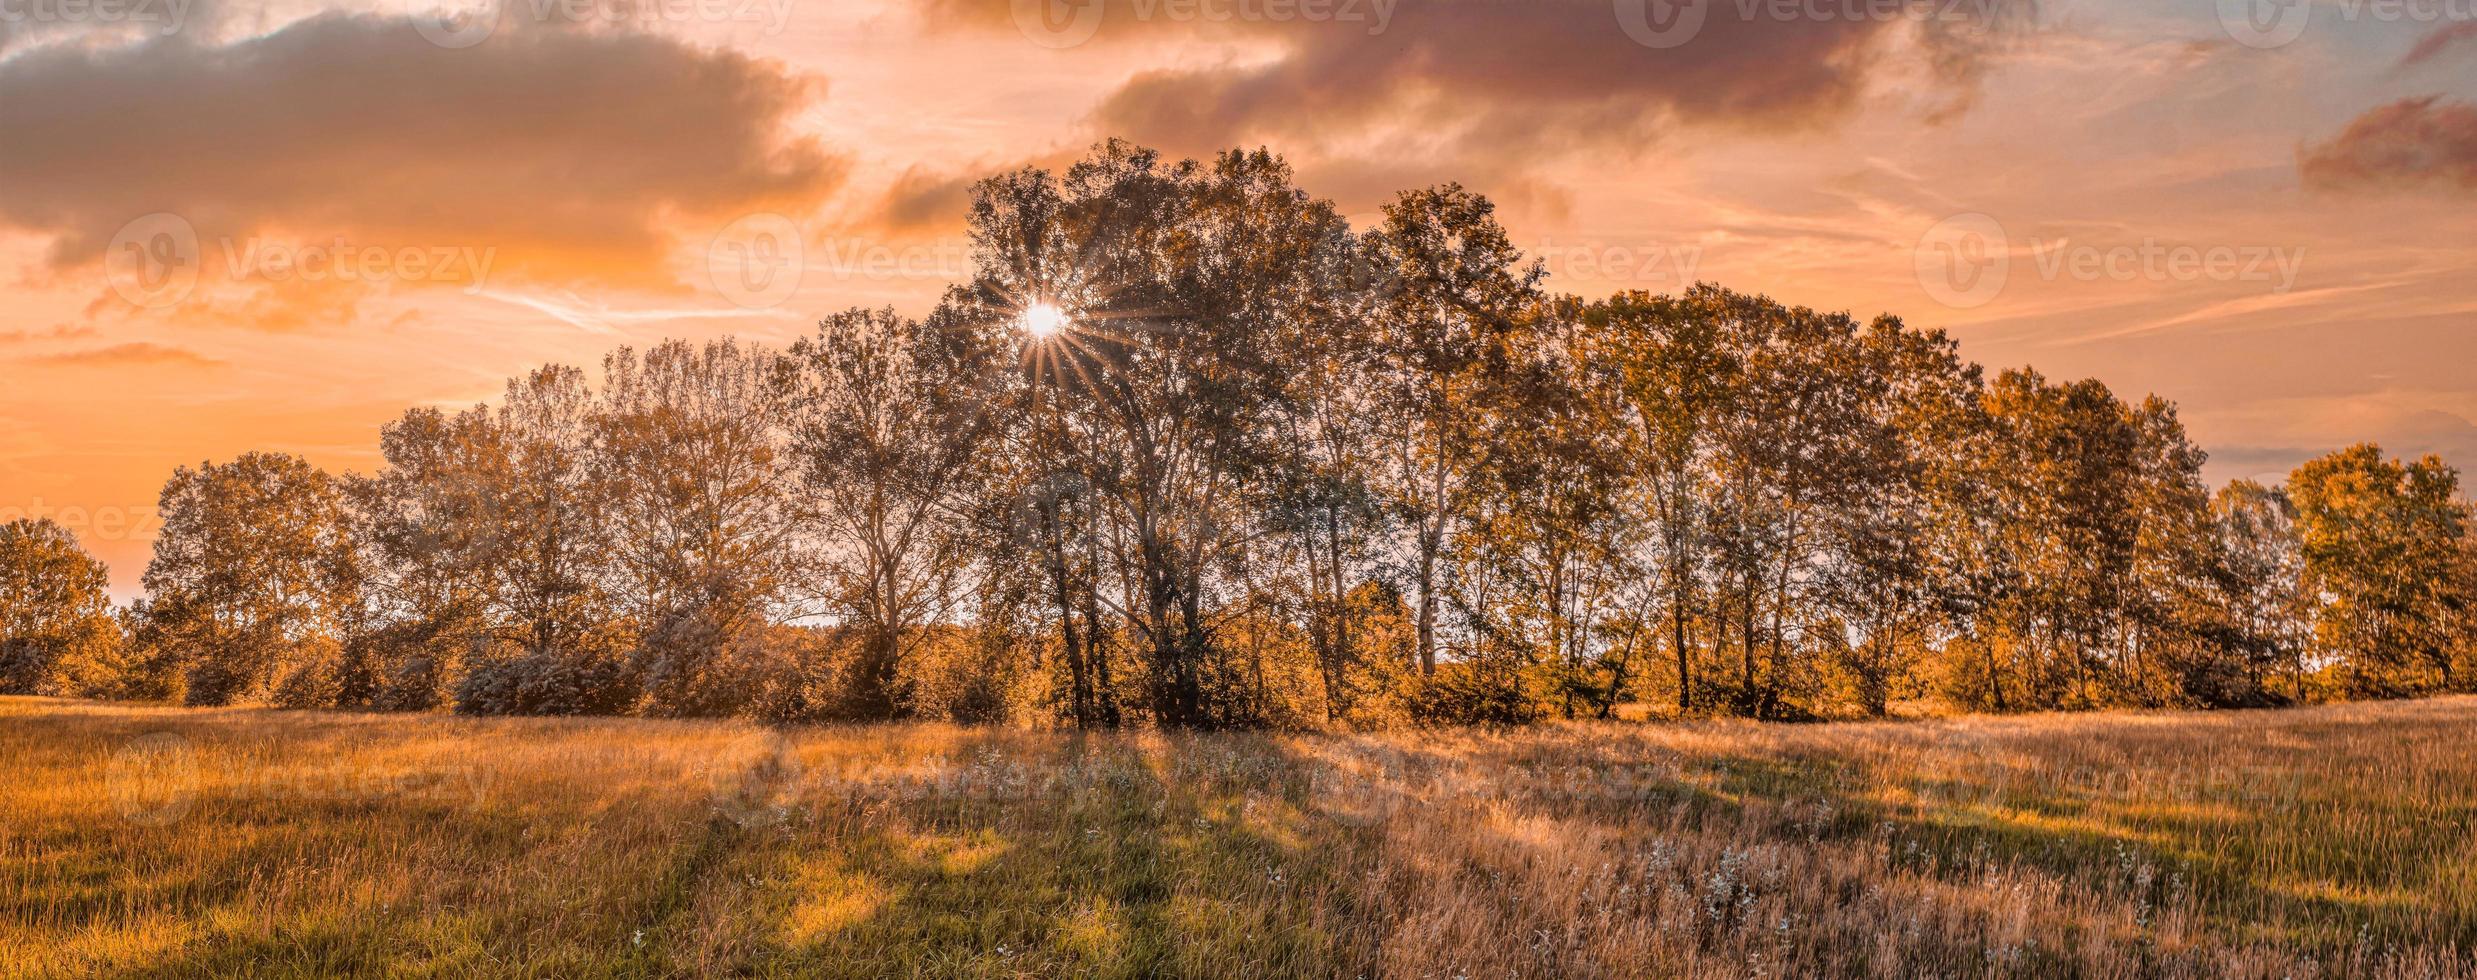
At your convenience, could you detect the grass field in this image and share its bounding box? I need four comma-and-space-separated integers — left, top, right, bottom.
3, 696, 2474, 978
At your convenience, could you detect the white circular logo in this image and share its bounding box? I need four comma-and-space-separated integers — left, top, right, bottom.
2217, 0, 2311, 49
104, 212, 200, 311
707, 213, 804, 309
1913, 212, 2009, 310
107, 731, 200, 827
706, 732, 806, 828
414, 1, 500, 49
1914, 727, 2009, 813
1012, 0, 1104, 49
1306, 748, 1413, 827
1615, 0, 1709, 49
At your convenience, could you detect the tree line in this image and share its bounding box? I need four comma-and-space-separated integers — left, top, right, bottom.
5, 141, 2473, 728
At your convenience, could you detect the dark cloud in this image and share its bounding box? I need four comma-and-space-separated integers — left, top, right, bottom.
929, 0, 2026, 164
854, 147, 1092, 237
0, 13, 843, 292
2300, 96, 2477, 193
874, 166, 986, 233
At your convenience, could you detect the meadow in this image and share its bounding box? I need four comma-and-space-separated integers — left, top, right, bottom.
3, 696, 2473, 979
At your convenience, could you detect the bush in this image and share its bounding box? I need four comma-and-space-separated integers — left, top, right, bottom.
182, 629, 275, 707
1410, 662, 1544, 726
743, 626, 843, 724
456, 630, 640, 716
273, 637, 346, 709
634, 607, 753, 718
337, 616, 473, 712
900, 626, 1031, 724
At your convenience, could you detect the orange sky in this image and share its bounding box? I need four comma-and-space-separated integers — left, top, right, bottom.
3, 0, 2474, 598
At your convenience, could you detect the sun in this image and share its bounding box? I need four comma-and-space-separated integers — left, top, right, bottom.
1020, 301, 1068, 339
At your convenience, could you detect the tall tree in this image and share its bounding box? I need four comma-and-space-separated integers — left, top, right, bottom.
0, 518, 120, 696
2289, 444, 2469, 695
453, 366, 633, 716
1821, 317, 1983, 717
2197, 480, 2311, 701
1583, 288, 1735, 713
785, 307, 999, 718
953, 142, 1354, 727
1463, 296, 1641, 719
142, 452, 357, 705
349, 404, 504, 709
1363, 185, 1543, 677
595, 338, 797, 716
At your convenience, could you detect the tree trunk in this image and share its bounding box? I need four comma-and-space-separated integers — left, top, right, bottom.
1415, 545, 1439, 676
1671, 588, 1692, 713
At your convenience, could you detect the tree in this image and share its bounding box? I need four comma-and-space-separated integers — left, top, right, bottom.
2113, 396, 2224, 706
945, 162, 1121, 729
349, 404, 505, 709
453, 365, 634, 716
2289, 444, 2469, 696
595, 338, 796, 716
1583, 288, 1733, 713
1698, 292, 1893, 718
0, 518, 121, 696
1971, 371, 2150, 708
1363, 185, 1543, 678
1257, 230, 1393, 724
2196, 480, 2310, 701
142, 452, 358, 705
785, 307, 998, 718
952, 141, 1357, 728
1466, 296, 1640, 719
1820, 317, 1982, 717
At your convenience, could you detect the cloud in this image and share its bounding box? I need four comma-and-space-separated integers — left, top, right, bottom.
874, 166, 983, 233
849, 147, 1087, 240
20, 342, 223, 367
2300, 97, 2477, 193
2399, 21, 2477, 70
926, 0, 2028, 165
0, 12, 844, 324
2228, 415, 2477, 479
0, 324, 98, 344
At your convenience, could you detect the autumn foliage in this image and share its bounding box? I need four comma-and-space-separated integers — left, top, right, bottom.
8, 142, 2474, 727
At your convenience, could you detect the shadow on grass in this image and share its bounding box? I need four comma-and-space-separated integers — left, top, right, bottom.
1425, 730, 2473, 968
686, 730, 1396, 978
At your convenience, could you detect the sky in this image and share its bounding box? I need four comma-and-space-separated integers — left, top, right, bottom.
2, 0, 2473, 597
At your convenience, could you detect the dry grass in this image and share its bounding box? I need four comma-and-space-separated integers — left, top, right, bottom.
3, 696, 2474, 978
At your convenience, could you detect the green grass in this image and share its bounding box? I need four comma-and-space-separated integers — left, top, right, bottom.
4, 696, 2474, 977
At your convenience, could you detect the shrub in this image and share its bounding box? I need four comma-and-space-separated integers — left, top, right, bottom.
1410, 662, 1545, 726
272, 636, 346, 709
456, 630, 640, 716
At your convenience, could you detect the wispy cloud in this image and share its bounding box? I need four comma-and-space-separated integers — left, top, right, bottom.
21, 342, 222, 367
481, 291, 799, 335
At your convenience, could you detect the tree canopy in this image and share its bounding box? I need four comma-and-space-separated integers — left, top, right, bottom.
32, 141, 2477, 726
